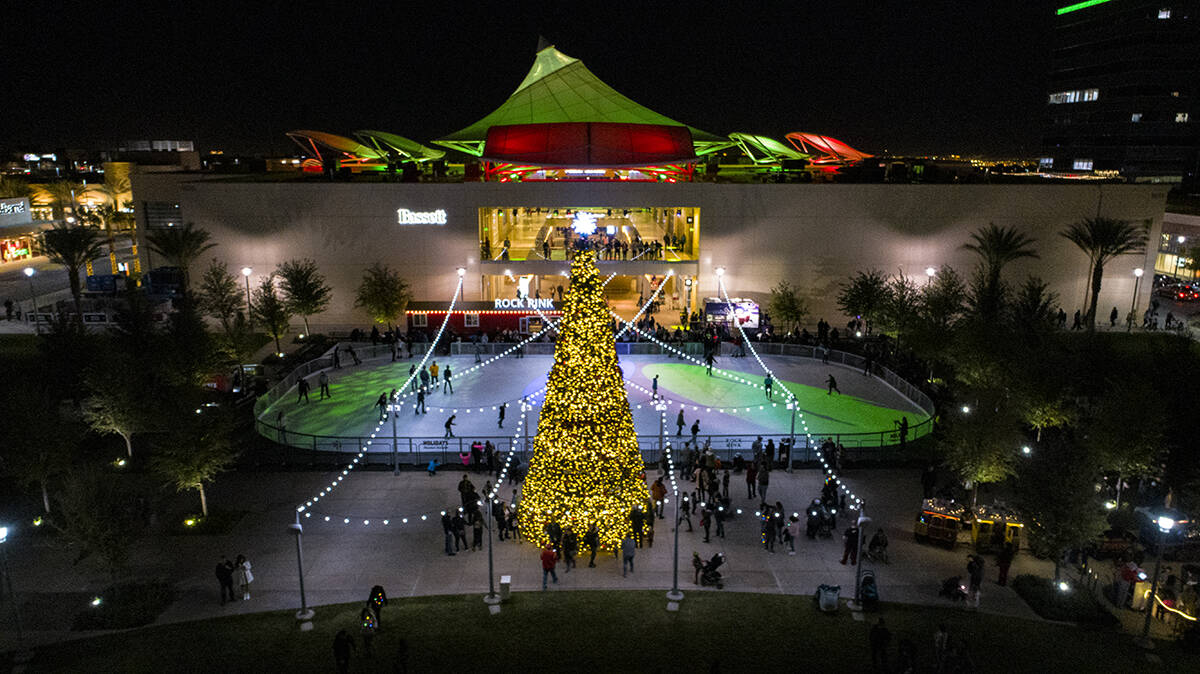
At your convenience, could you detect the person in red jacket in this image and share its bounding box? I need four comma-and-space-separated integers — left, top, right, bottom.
541, 544, 559, 590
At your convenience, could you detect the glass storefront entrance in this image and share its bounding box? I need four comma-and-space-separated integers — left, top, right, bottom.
479, 206, 699, 262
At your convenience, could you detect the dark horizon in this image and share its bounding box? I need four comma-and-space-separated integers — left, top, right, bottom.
3, 3, 1052, 158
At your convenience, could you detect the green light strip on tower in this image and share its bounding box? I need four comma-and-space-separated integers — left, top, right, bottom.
1057, 0, 1115, 15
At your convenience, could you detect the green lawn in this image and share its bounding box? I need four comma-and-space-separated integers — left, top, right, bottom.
20, 591, 1190, 672
648, 362, 930, 439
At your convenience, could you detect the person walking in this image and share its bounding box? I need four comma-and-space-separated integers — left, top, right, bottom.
375, 392, 388, 421
675, 408, 685, 436
690, 420, 700, 445
332, 347, 342, 370
441, 512, 456, 556
764, 374, 773, 400
967, 554, 984, 606
621, 535, 636, 577
722, 470, 730, 499
651, 477, 668, 519
234, 554, 254, 600
701, 506, 712, 543
757, 466, 770, 503
452, 512, 468, 552
429, 361, 440, 390
443, 366, 453, 394
840, 523, 859, 565
541, 544, 559, 589
705, 351, 715, 376
419, 366, 430, 392
215, 557, 236, 605
827, 374, 841, 395
715, 504, 726, 539
347, 345, 361, 365
444, 414, 456, 438
472, 516, 484, 551
651, 374, 659, 400
746, 462, 758, 499
631, 507, 646, 547
318, 371, 331, 399
1109, 306, 1119, 327
562, 528, 578, 572
997, 541, 1015, 587
498, 402, 506, 428
415, 387, 426, 414
897, 416, 909, 450
296, 377, 311, 403
869, 618, 892, 672
332, 629, 356, 674
584, 523, 600, 567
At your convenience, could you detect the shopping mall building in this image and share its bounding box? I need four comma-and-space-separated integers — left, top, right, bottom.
131, 45, 1169, 333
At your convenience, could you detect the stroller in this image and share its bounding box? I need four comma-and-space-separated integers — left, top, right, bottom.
699, 552, 725, 589
859, 569, 880, 611
815, 584, 841, 612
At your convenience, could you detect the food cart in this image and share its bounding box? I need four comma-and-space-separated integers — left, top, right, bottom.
914, 499, 967, 548
971, 503, 1024, 554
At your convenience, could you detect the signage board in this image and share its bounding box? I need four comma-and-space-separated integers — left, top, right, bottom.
396, 208, 447, 225
493, 298, 555, 310
0, 198, 32, 227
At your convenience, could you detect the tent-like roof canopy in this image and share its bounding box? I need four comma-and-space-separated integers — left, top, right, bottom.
287, 130, 384, 160
435, 45, 731, 158
355, 130, 446, 162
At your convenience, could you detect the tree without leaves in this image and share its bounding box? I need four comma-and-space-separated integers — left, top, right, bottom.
1060, 217, 1148, 330
151, 407, 239, 517
251, 274, 292, 354
354, 262, 411, 332
767, 280, 810, 333
42, 223, 107, 327
198, 260, 243, 336
145, 222, 216, 290
836, 269, 889, 333
276, 258, 332, 336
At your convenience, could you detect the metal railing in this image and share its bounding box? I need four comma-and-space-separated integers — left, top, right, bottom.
253, 340, 936, 462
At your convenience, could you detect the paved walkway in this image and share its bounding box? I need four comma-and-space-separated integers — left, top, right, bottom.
1, 468, 1053, 651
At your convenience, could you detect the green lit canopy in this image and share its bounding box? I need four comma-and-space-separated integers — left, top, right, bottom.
435, 45, 731, 157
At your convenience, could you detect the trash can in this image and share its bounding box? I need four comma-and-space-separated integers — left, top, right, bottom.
500, 575, 512, 601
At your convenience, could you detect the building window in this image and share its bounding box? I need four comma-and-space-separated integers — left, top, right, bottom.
1131, 113, 1143, 122
1039, 157, 1054, 168
1073, 159, 1094, 171
1172, 91, 1180, 97
1158, 8, 1171, 18
411, 314, 427, 327
463, 313, 480, 328
1177, 112, 1190, 123
1048, 88, 1099, 104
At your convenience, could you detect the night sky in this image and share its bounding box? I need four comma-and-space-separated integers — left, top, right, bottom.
4, 2, 1052, 157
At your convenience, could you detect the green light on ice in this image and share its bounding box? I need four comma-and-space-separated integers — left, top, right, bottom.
1057, 0, 1115, 16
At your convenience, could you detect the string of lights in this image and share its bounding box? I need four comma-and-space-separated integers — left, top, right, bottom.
295, 274, 464, 516
716, 273, 862, 511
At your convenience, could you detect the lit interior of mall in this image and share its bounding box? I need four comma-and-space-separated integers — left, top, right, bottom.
478, 206, 698, 261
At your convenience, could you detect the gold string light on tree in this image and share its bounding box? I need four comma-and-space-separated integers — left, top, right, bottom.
518, 251, 648, 551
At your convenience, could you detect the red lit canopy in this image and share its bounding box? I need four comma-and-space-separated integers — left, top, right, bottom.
482, 122, 696, 167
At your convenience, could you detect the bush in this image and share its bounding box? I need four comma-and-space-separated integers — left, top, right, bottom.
1011, 574, 1118, 626
71, 581, 176, 630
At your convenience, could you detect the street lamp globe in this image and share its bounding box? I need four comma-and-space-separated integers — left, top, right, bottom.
0, 526, 8, 543
1158, 515, 1175, 532
241, 266, 252, 277
23, 267, 34, 278
1022, 445, 1032, 455
715, 266, 725, 277
1178, 235, 1186, 244
1134, 267, 1144, 278
925, 267, 936, 278
961, 405, 971, 414
456, 267, 466, 277
684, 277, 693, 288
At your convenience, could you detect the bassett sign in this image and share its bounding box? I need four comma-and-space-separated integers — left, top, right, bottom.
396, 208, 447, 225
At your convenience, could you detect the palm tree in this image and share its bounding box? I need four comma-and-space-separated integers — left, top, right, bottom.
146, 222, 217, 290
1060, 217, 1148, 330
0, 176, 34, 199
42, 224, 106, 326
962, 223, 1039, 318
40, 181, 85, 222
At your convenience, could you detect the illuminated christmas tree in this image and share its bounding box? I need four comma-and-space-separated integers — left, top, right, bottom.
519, 251, 648, 551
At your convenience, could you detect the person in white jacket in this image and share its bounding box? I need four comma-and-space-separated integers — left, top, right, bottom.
234, 554, 254, 600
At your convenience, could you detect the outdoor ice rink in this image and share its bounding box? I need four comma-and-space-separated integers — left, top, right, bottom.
259, 351, 931, 455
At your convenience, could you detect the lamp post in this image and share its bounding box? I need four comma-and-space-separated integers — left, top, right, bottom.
924, 267, 936, 286
660, 400, 683, 602
23, 267, 40, 334
1128, 268, 1144, 332
484, 497, 500, 605
289, 519, 315, 627
684, 277, 693, 327
1137, 515, 1175, 649
241, 267, 253, 328
0, 526, 26, 651
786, 400, 797, 474
1174, 236, 1187, 279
